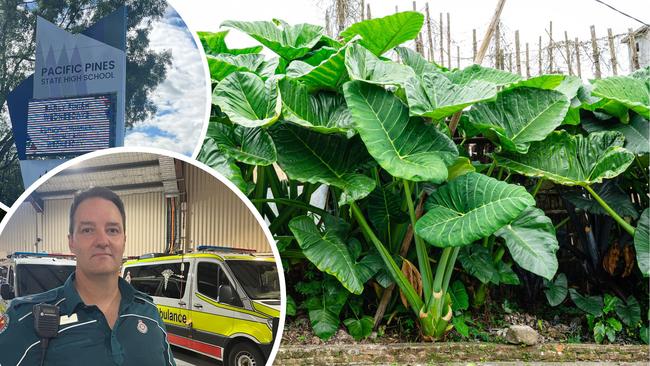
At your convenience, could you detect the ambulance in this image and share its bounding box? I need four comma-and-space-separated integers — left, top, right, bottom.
121, 246, 281, 366
0, 252, 77, 312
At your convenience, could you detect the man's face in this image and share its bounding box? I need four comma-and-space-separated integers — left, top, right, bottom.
68, 197, 125, 276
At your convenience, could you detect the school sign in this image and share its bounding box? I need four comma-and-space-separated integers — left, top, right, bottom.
7, 7, 126, 187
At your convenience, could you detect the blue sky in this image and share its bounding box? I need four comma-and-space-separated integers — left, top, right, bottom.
124, 5, 208, 156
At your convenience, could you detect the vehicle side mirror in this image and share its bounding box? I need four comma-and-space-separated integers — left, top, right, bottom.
218, 284, 236, 304
1, 283, 15, 300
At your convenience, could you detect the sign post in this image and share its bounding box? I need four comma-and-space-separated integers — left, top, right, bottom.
7, 6, 126, 188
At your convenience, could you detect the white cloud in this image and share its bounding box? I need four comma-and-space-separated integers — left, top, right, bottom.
125, 6, 208, 156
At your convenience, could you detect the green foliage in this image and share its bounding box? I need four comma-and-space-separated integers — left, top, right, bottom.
198, 13, 649, 342
635, 209, 650, 276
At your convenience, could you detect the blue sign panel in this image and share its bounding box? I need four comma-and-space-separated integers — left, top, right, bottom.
26, 94, 115, 156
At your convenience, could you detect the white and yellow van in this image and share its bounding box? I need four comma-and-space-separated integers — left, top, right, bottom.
122, 246, 281, 366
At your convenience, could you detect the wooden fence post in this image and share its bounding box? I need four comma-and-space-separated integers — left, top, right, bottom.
447, 12, 451, 68
515, 30, 521, 75
575, 37, 582, 78
472, 29, 477, 60
525, 42, 530, 78
457, 46, 461, 68
628, 28, 639, 71
564, 31, 572, 75
607, 28, 617, 75
425, 2, 434, 62
366, 3, 372, 19
495, 22, 501, 69
508, 53, 513, 72
538, 36, 542, 74
548, 21, 554, 72
590, 25, 601, 79
439, 12, 444, 66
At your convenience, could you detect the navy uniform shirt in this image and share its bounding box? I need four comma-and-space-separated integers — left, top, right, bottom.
0, 273, 176, 366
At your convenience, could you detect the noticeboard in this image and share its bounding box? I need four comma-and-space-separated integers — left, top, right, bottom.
25, 93, 116, 157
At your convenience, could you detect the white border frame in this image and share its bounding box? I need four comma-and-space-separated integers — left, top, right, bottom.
0, 147, 287, 366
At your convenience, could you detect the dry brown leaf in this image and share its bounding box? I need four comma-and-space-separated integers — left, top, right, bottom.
399, 258, 423, 308
622, 244, 635, 277
603, 242, 621, 276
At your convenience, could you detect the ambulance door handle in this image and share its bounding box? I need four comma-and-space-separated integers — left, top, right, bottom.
193, 303, 203, 309
178, 300, 186, 306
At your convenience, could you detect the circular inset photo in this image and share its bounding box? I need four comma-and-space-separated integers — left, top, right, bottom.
0, 148, 284, 366
0, 0, 210, 208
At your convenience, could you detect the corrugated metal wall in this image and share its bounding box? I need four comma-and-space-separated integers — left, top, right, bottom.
186, 164, 269, 252
0, 203, 39, 253
0, 192, 166, 257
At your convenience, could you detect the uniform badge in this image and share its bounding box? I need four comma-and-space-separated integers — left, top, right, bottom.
137, 319, 148, 334
0, 313, 9, 335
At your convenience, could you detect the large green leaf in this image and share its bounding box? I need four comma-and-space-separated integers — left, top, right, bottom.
222, 19, 323, 60
495, 207, 559, 280
367, 185, 409, 243
449, 280, 469, 311
635, 209, 649, 277
447, 65, 521, 87
344, 316, 374, 341
592, 75, 650, 119
405, 72, 497, 120
305, 277, 349, 340
209, 122, 277, 166
206, 54, 277, 82
615, 296, 641, 327
344, 81, 458, 182
582, 114, 649, 155
270, 123, 375, 205
340, 11, 424, 56
345, 43, 415, 86
495, 131, 635, 186
279, 78, 353, 135
286, 43, 349, 90
468, 87, 570, 153
213, 72, 282, 128
503, 74, 565, 91
395, 47, 442, 75
416, 172, 535, 247
543, 273, 568, 307
569, 289, 603, 317
289, 216, 371, 294
197, 30, 262, 55
458, 245, 519, 285
564, 182, 639, 220
197, 138, 252, 193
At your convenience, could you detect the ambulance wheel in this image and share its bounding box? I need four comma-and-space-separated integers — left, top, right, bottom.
228, 342, 264, 366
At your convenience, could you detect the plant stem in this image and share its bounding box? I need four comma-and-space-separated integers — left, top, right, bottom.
253, 166, 266, 212
350, 201, 423, 313
636, 156, 649, 186
583, 184, 635, 236
441, 247, 460, 294
486, 160, 497, 177
554, 217, 570, 230
404, 180, 433, 302
531, 178, 544, 198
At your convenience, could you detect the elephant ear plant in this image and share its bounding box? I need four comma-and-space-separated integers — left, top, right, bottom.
198, 11, 649, 341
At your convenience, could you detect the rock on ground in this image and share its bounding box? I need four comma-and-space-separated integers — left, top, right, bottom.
505, 325, 540, 346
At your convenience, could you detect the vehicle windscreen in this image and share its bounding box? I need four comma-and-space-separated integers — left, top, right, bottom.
16, 264, 76, 296
226, 260, 280, 300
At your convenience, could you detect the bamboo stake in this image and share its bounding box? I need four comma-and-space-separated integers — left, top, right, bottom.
628, 28, 639, 71
361, 0, 365, 20
548, 21, 553, 72
538, 36, 542, 74
590, 25, 601, 79
366, 3, 372, 19
447, 12, 451, 68
425, 2, 434, 62
515, 30, 521, 75
564, 31, 572, 75
450, 0, 506, 135
439, 12, 444, 66
575, 37, 582, 78
525, 42, 530, 77
607, 28, 617, 75
508, 53, 512, 72
413, 2, 425, 56
472, 29, 477, 60
495, 22, 501, 69
457, 45, 460, 68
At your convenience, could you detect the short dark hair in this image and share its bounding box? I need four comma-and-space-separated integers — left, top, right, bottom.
69, 187, 126, 235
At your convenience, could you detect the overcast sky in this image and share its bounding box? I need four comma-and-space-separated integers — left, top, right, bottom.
171, 0, 648, 77
124, 5, 207, 156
